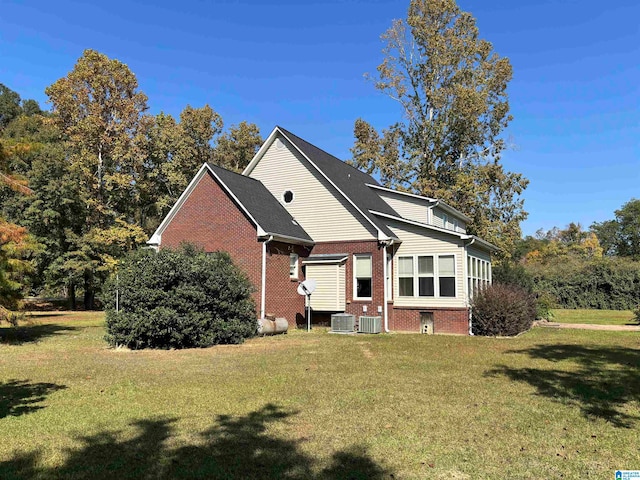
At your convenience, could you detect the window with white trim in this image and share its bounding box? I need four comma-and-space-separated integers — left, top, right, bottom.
397, 254, 456, 298
354, 254, 372, 299
438, 255, 455, 297
467, 255, 491, 297
418, 256, 434, 296
289, 253, 299, 279
398, 256, 414, 297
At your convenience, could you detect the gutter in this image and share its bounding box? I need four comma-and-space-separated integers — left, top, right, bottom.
260, 235, 273, 319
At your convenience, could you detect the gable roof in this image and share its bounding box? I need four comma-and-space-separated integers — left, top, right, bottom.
207, 163, 314, 244
268, 127, 400, 241
148, 163, 313, 246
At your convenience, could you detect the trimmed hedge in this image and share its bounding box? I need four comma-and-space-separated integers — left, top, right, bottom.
471, 284, 537, 336
102, 245, 256, 349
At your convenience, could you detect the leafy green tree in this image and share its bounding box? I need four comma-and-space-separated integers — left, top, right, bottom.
351, 0, 527, 258
591, 199, 640, 259
215, 121, 263, 172
0, 84, 22, 129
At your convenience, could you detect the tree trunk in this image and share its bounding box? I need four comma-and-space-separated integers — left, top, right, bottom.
83, 273, 95, 310
69, 283, 77, 310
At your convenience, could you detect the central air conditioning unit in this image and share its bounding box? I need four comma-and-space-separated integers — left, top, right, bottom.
358, 316, 382, 334
331, 313, 355, 333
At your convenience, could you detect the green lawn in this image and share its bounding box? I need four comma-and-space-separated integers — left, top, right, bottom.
552, 308, 637, 325
1, 312, 639, 479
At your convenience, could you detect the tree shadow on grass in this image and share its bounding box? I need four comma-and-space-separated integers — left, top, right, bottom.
0, 404, 392, 479
0, 323, 77, 344
486, 344, 640, 428
0, 379, 67, 419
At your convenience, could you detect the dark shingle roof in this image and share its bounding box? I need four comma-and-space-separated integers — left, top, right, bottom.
207, 163, 313, 244
277, 127, 400, 240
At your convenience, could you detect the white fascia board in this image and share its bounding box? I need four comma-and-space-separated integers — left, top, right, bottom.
367, 183, 471, 223
367, 183, 437, 204
260, 232, 315, 246
276, 128, 386, 242
242, 127, 280, 176
302, 256, 348, 265
467, 236, 500, 253
147, 163, 210, 245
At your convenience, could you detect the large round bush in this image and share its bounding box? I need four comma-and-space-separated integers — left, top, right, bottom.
102, 244, 256, 349
471, 283, 536, 336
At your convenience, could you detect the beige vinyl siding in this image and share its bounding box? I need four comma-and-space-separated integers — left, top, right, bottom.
432, 208, 447, 229
388, 221, 467, 308
248, 137, 375, 242
306, 263, 346, 311
432, 207, 466, 233
378, 191, 429, 224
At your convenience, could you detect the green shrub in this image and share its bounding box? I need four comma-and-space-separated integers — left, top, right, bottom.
634, 306, 640, 325
471, 284, 537, 336
493, 261, 553, 319
528, 257, 640, 310
102, 244, 256, 349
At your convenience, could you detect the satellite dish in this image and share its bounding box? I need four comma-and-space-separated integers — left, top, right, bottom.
297, 278, 317, 296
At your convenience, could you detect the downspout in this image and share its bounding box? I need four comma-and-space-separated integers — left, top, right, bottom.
260, 235, 273, 319
382, 240, 393, 333
466, 238, 475, 336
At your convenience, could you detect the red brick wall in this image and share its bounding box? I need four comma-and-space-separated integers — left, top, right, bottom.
264, 241, 310, 327
312, 240, 386, 320
161, 171, 263, 310
390, 307, 469, 335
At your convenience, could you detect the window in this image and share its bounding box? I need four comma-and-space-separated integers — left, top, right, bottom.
398, 254, 455, 298
467, 255, 491, 298
398, 256, 414, 296
418, 256, 434, 296
289, 253, 299, 279
441, 213, 448, 229
438, 255, 456, 297
354, 254, 372, 299
282, 190, 294, 204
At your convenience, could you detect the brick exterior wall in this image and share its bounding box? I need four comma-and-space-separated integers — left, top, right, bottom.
311, 240, 386, 324
264, 241, 310, 327
159, 171, 471, 334
390, 307, 470, 335
160, 171, 263, 310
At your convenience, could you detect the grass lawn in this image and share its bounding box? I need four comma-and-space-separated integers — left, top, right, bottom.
1, 312, 639, 479
552, 309, 637, 326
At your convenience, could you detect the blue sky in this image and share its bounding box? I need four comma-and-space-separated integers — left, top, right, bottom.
1, 0, 638, 236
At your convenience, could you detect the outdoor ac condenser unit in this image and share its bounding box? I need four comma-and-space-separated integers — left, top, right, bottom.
358, 316, 382, 334
330, 313, 355, 333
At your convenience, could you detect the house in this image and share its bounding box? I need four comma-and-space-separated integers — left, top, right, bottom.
148, 126, 497, 335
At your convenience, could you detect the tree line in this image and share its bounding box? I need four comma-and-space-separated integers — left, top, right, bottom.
498, 200, 640, 311
0, 50, 263, 309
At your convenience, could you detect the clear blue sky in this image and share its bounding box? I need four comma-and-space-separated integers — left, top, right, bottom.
1, 0, 638, 236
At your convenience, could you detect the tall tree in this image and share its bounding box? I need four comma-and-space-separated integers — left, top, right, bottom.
591, 199, 640, 259
351, 0, 528, 258
45, 50, 149, 307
